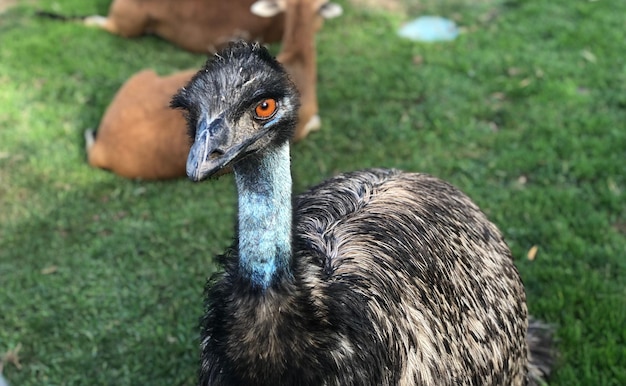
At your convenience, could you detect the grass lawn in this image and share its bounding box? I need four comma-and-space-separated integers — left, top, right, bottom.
1, 0, 624, 384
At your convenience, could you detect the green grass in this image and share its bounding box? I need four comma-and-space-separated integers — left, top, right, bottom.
1, 0, 624, 384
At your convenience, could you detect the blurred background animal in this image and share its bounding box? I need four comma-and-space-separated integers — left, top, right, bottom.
84, 0, 341, 179
38, 0, 285, 53
85, 70, 195, 180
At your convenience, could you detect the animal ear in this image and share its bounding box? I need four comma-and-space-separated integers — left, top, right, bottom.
251, 0, 287, 18
319, 2, 343, 19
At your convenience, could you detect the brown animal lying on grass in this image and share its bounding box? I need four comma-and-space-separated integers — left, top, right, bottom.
85, 70, 195, 180
38, 0, 285, 53
86, 0, 342, 180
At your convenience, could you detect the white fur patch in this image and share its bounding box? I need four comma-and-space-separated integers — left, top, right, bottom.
320, 2, 343, 19
250, 0, 287, 18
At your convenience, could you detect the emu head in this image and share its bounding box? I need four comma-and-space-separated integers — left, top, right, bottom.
171, 42, 300, 182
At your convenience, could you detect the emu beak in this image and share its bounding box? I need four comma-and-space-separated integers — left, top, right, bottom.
187, 116, 233, 182
186, 116, 269, 182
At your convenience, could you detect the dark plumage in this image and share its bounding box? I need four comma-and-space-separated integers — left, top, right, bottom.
171, 41, 553, 386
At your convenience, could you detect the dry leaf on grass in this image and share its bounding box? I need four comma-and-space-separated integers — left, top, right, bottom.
41, 265, 58, 275
1, 343, 22, 370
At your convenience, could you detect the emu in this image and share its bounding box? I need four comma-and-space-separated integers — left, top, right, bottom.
171, 41, 553, 385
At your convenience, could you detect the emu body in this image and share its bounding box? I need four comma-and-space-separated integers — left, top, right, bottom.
172, 42, 552, 385
202, 169, 530, 385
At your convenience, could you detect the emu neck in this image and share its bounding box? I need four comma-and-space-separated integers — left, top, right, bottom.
233, 142, 293, 290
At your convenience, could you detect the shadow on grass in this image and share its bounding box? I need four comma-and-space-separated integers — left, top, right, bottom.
0, 167, 239, 385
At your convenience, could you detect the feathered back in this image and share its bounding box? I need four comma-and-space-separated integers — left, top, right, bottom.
174, 42, 551, 386
200, 168, 531, 385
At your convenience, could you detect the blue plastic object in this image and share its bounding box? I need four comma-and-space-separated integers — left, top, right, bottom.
398, 16, 459, 42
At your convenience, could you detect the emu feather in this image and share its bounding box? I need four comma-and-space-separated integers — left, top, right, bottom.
172, 41, 553, 386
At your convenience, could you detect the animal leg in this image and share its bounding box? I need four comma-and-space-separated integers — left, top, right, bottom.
83, 13, 146, 37
293, 114, 321, 142
83, 15, 121, 34
84, 128, 96, 153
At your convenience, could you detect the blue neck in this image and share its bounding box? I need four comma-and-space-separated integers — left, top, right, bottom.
233, 142, 293, 290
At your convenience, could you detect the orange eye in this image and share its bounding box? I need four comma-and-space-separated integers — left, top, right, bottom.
254, 98, 277, 119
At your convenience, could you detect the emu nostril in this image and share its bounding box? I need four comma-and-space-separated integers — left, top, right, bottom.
209, 150, 224, 160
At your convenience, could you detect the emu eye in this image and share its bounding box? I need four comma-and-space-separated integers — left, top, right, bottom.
254, 98, 277, 120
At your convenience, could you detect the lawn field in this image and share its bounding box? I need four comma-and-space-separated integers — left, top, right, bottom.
0, 0, 624, 385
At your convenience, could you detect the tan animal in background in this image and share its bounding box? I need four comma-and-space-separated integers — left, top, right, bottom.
83, 0, 286, 53
86, 0, 342, 180
85, 70, 195, 180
